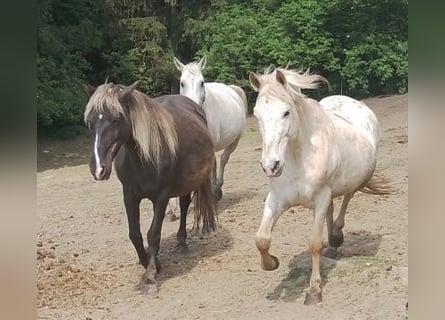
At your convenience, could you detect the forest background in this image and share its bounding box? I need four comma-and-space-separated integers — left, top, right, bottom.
37, 0, 408, 138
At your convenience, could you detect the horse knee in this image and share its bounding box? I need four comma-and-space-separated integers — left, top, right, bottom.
309, 240, 323, 255
129, 232, 143, 245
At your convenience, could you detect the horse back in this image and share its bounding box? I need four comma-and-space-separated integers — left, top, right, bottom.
319, 95, 380, 146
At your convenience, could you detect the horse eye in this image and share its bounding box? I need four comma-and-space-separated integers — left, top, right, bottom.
112, 118, 120, 125
200, 81, 204, 88
283, 111, 290, 118
180, 82, 184, 88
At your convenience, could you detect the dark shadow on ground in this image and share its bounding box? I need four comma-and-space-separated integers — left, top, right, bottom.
136, 225, 233, 292
266, 230, 382, 302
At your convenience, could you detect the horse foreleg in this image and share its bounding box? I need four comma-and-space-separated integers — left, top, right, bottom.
304, 188, 331, 305
216, 136, 241, 200
255, 191, 286, 271
123, 190, 147, 268
176, 193, 191, 253
141, 195, 168, 296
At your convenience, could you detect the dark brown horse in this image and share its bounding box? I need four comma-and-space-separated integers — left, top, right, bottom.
83, 80, 217, 295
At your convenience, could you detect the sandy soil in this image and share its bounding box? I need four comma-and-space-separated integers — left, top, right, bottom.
37, 94, 408, 320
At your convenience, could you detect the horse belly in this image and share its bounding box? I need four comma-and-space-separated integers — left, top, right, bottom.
170, 139, 215, 196
203, 86, 246, 151
329, 141, 377, 196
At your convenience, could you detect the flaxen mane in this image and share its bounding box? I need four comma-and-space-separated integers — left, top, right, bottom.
84, 83, 178, 164
259, 67, 328, 99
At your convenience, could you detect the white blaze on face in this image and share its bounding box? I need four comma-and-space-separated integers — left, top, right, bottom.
254, 96, 293, 176
94, 113, 104, 179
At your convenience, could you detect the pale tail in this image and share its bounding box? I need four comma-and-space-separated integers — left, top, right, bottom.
359, 172, 394, 195
192, 177, 218, 233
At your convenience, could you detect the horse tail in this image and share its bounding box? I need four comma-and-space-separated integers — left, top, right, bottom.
192, 176, 218, 233
359, 171, 395, 195
229, 85, 248, 114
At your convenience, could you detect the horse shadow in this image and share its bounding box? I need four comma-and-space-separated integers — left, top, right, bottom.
266, 230, 382, 302
140, 224, 233, 292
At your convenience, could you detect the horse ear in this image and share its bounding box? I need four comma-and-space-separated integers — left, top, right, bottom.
197, 56, 207, 70
82, 82, 96, 97
118, 80, 140, 102
249, 72, 261, 92
275, 69, 288, 87
173, 57, 184, 71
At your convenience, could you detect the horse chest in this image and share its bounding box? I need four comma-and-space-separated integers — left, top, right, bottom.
271, 172, 317, 209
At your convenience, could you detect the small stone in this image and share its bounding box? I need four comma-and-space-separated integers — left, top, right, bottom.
385, 265, 392, 271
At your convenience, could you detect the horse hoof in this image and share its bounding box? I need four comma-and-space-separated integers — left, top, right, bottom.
174, 244, 189, 254
140, 283, 158, 296
262, 255, 280, 271
328, 233, 344, 248
304, 291, 322, 305
214, 188, 223, 201
322, 246, 338, 259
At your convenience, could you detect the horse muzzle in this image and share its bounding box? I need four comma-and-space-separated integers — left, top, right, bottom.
90, 156, 113, 181
260, 160, 283, 178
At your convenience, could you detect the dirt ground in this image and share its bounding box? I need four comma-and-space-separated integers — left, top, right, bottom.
37, 94, 408, 320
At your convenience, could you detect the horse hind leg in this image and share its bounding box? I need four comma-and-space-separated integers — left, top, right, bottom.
215, 136, 241, 200
175, 193, 191, 253
166, 197, 179, 221
323, 200, 338, 258
329, 192, 354, 250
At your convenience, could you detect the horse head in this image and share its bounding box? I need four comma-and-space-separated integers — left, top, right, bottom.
174, 56, 207, 106
249, 70, 300, 177
83, 81, 139, 180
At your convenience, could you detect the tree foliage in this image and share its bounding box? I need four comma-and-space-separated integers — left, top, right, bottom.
37, 0, 408, 135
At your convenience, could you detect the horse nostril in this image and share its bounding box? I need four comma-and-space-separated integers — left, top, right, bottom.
273, 161, 280, 171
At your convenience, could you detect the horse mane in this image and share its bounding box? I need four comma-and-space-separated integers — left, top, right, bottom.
259, 67, 328, 96
84, 83, 178, 164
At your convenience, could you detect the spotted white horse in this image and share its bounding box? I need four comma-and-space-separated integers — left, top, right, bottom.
166, 56, 247, 217
249, 67, 391, 305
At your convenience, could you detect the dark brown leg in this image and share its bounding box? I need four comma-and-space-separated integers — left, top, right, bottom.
123, 189, 147, 267
176, 193, 191, 253
140, 194, 169, 296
